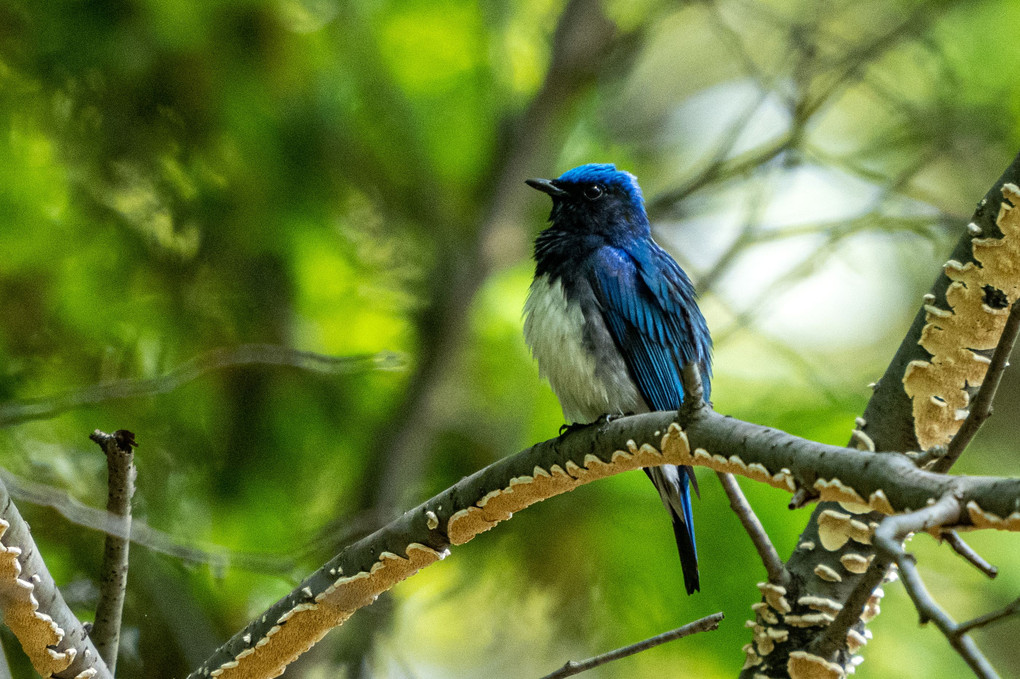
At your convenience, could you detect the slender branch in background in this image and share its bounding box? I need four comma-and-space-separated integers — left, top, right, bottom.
712, 186, 945, 350
537, 613, 724, 679
933, 300, 1020, 473
0, 468, 297, 576
869, 494, 1006, 679
955, 598, 1020, 638
943, 530, 999, 579
711, 232, 847, 345
649, 0, 932, 219
89, 429, 137, 675
0, 345, 402, 428
362, 0, 628, 514
716, 472, 787, 585
748, 211, 947, 245
647, 132, 794, 215
796, 0, 944, 121
703, 1, 779, 87
688, 158, 775, 297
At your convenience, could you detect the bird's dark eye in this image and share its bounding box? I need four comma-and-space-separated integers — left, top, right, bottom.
583, 184, 604, 201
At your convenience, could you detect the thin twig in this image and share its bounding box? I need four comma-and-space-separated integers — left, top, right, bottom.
955, 597, 1020, 638
909, 444, 948, 470
716, 472, 787, 585
647, 132, 794, 214
873, 494, 1002, 679
933, 300, 1020, 473
797, 1, 942, 120
787, 487, 815, 510
89, 429, 137, 675
0, 468, 297, 576
0, 345, 402, 427
538, 613, 724, 679
943, 530, 998, 578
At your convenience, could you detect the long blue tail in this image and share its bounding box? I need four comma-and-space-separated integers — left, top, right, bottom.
645, 464, 699, 594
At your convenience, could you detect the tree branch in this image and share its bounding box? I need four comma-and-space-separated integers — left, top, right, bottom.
0, 345, 401, 428
0, 477, 110, 678
955, 597, 1020, 638
537, 612, 724, 679
188, 401, 1020, 679
932, 299, 1020, 473
88, 429, 137, 675
0, 468, 297, 576
762, 152, 1020, 678
716, 472, 787, 586
942, 530, 998, 578
872, 495, 1003, 679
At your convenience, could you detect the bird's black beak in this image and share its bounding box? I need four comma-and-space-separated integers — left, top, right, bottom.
526, 177, 567, 197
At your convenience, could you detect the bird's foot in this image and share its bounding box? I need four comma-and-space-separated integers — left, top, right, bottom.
559, 414, 623, 437
598, 413, 626, 433
559, 421, 589, 436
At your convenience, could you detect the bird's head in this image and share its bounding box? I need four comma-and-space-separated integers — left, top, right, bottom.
526, 163, 650, 240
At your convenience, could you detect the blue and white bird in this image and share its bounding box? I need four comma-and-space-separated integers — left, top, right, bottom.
523, 163, 712, 595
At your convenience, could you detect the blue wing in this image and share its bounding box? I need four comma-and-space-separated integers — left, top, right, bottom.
588, 242, 712, 594
589, 243, 712, 408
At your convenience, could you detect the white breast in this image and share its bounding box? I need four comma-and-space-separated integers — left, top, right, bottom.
523, 274, 642, 423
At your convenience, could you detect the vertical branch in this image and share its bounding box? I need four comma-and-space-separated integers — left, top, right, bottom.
716, 473, 787, 586
775, 153, 1020, 678
932, 299, 1020, 473
89, 429, 138, 675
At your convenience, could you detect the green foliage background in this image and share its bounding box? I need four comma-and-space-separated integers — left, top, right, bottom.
0, 0, 1019, 676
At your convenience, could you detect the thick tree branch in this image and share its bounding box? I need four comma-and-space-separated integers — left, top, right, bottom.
537, 612, 724, 679
858, 155, 1020, 455
755, 152, 1020, 678
188, 401, 1020, 679
0, 478, 110, 678
88, 429, 137, 675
